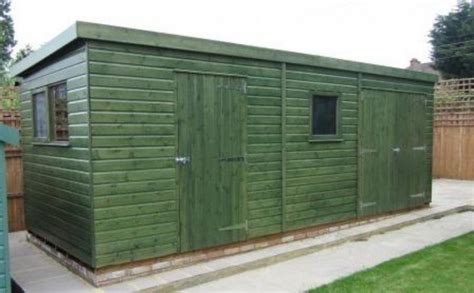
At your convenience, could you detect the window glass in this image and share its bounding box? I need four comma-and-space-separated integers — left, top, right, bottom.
312, 95, 338, 135
50, 83, 68, 141
32, 92, 48, 139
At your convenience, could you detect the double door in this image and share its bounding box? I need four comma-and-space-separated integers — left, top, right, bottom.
359, 89, 427, 216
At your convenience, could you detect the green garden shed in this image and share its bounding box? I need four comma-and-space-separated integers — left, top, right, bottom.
11, 22, 437, 284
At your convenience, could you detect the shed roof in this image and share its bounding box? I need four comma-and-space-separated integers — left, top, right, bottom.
11, 21, 438, 82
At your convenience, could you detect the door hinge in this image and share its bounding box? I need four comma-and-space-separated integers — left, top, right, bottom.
218, 155, 245, 162
217, 84, 246, 93
242, 82, 247, 94
359, 148, 377, 155
409, 192, 425, 198
360, 201, 376, 208
412, 146, 426, 151
219, 220, 248, 232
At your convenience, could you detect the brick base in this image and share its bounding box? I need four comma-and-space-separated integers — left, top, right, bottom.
26, 205, 429, 287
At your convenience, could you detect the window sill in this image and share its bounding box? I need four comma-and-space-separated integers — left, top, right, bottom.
308, 136, 344, 143
32, 141, 71, 147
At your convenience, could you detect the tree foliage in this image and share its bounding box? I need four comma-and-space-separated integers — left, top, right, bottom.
0, 0, 15, 70
430, 1, 474, 78
13, 44, 33, 64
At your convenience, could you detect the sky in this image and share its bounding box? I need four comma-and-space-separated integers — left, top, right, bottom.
11, 0, 460, 69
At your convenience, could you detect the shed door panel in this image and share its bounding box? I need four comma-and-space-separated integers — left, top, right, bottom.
359, 90, 427, 216
176, 73, 247, 252
359, 90, 397, 216
396, 94, 427, 208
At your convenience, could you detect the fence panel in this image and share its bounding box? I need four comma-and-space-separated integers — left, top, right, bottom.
433, 78, 474, 180
0, 87, 24, 231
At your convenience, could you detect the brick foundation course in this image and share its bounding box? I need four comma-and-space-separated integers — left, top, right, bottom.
26, 207, 425, 287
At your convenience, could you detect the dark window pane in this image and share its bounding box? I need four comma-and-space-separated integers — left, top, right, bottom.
50, 83, 69, 141
32, 92, 48, 139
312, 95, 337, 135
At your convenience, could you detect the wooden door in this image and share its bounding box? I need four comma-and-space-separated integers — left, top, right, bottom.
176, 72, 247, 252
359, 90, 397, 216
359, 90, 428, 216
395, 94, 427, 209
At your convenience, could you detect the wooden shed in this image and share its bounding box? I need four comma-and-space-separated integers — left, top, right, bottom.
11, 22, 437, 281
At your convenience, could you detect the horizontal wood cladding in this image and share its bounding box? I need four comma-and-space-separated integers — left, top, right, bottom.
8, 18, 438, 274
85, 40, 434, 267
87, 40, 283, 266
20, 45, 93, 266
283, 64, 359, 230
16, 37, 435, 269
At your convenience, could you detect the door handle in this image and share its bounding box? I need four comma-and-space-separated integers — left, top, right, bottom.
175, 156, 191, 165
392, 147, 400, 153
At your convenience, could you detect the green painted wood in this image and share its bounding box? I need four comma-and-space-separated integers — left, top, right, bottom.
359, 90, 396, 216
356, 73, 362, 217
177, 73, 247, 251
9, 23, 78, 76
0, 125, 20, 145
18, 32, 435, 269
359, 89, 430, 216
19, 44, 94, 267
0, 126, 18, 293
395, 94, 428, 209
281, 63, 287, 232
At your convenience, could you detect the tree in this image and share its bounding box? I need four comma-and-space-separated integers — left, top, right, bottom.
430, 1, 474, 79
0, 0, 16, 71
12, 44, 33, 64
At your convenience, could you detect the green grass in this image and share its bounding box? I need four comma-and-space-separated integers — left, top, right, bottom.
310, 232, 474, 293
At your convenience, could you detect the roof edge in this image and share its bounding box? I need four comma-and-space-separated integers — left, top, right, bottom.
76, 22, 438, 83
10, 23, 78, 77
12, 21, 438, 83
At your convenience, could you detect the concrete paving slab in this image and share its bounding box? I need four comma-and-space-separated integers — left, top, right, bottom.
186, 212, 473, 292
127, 275, 167, 291
8, 179, 473, 292
18, 273, 92, 293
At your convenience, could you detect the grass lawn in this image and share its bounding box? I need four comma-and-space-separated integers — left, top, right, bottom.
310, 231, 474, 293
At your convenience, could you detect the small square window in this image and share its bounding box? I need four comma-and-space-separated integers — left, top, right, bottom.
310, 93, 342, 141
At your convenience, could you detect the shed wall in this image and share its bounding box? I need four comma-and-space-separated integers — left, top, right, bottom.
283, 64, 359, 230
20, 45, 93, 265
87, 40, 284, 267
87, 40, 434, 268
19, 37, 434, 269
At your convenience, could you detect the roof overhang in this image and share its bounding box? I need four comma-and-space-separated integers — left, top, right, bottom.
10, 21, 439, 83
10, 23, 78, 77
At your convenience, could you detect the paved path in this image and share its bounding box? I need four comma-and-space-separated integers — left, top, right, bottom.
9, 179, 473, 292
185, 211, 473, 292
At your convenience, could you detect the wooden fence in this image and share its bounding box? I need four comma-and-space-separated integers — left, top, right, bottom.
0, 87, 24, 231
433, 78, 474, 180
